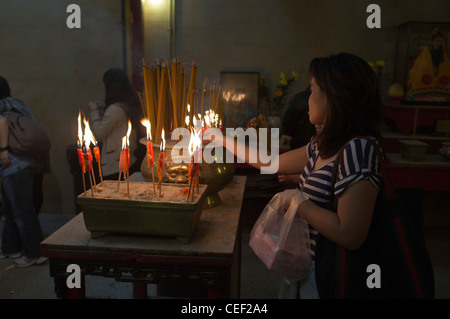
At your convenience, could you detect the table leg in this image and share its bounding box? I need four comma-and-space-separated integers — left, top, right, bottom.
133, 282, 148, 299
66, 274, 86, 299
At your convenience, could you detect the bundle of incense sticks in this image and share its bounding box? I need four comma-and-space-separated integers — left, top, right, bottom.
140, 58, 198, 144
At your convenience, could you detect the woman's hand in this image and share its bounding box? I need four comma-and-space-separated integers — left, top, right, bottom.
278, 194, 293, 215
278, 190, 308, 215
88, 101, 98, 111
277, 174, 299, 185
88, 101, 104, 112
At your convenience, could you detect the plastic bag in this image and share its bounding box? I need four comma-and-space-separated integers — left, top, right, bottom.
249, 188, 311, 281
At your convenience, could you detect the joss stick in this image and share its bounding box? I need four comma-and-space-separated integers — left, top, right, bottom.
177, 59, 183, 128
166, 61, 179, 130
87, 148, 97, 189
195, 164, 200, 195
209, 84, 213, 113
201, 78, 207, 117
157, 153, 163, 197
77, 146, 87, 196
181, 63, 187, 124
82, 144, 95, 197
212, 82, 216, 112
142, 119, 156, 194
186, 61, 198, 127
195, 89, 199, 116
137, 91, 146, 120
117, 137, 127, 192
148, 138, 156, 194
155, 62, 166, 144
186, 64, 194, 125
82, 173, 86, 196
117, 146, 129, 194
83, 149, 94, 197
88, 171, 94, 197
193, 148, 201, 201
188, 162, 199, 202
77, 112, 87, 195
126, 147, 130, 195
93, 145, 103, 185
186, 156, 194, 202
117, 170, 122, 192
157, 129, 165, 198
73, 68, 94, 101
142, 59, 153, 121
215, 85, 222, 114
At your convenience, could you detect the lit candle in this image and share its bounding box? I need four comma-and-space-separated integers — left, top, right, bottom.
141, 119, 156, 194
185, 104, 190, 129
117, 120, 132, 195
117, 136, 127, 192
187, 128, 201, 201
77, 112, 87, 196
157, 128, 165, 198
84, 119, 103, 186
187, 131, 195, 201
125, 120, 132, 195
83, 119, 95, 197
193, 130, 201, 197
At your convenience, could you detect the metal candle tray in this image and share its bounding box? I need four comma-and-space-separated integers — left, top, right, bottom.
76, 181, 208, 243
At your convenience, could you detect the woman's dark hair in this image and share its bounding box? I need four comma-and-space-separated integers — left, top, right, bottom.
309, 52, 382, 158
0, 75, 11, 99
103, 68, 137, 111
103, 68, 145, 161
103, 68, 144, 126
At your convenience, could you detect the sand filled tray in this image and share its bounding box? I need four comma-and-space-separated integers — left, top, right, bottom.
76, 180, 208, 243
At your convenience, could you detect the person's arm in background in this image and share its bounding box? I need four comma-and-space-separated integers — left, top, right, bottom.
0, 116, 11, 167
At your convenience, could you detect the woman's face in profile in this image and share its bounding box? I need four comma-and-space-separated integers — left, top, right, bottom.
308, 77, 327, 125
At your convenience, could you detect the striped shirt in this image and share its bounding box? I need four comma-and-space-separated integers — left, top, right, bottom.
298, 137, 382, 259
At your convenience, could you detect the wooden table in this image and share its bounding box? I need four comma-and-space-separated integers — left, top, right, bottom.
41, 175, 247, 299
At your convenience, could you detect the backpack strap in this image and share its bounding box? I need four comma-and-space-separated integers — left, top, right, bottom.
327, 137, 385, 298
327, 137, 428, 298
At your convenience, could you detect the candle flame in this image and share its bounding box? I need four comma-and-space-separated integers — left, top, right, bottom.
193, 129, 202, 163
141, 119, 152, 141
126, 120, 132, 147
122, 136, 127, 150
83, 117, 96, 149
188, 128, 195, 157
185, 104, 191, 127
204, 112, 210, 127
77, 112, 83, 147
194, 129, 202, 151
160, 128, 165, 152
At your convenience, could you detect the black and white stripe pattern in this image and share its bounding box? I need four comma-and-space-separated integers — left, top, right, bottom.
299, 138, 382, 259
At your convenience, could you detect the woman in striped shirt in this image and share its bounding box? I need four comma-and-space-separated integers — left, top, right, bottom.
277, 53, 383, 298
210, 52, 384, 298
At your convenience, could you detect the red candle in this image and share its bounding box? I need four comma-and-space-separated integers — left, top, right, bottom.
157, 129, 165, 197
77, 147, 86, 174
93, 144, 103, 184
147, 140, 154, 168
